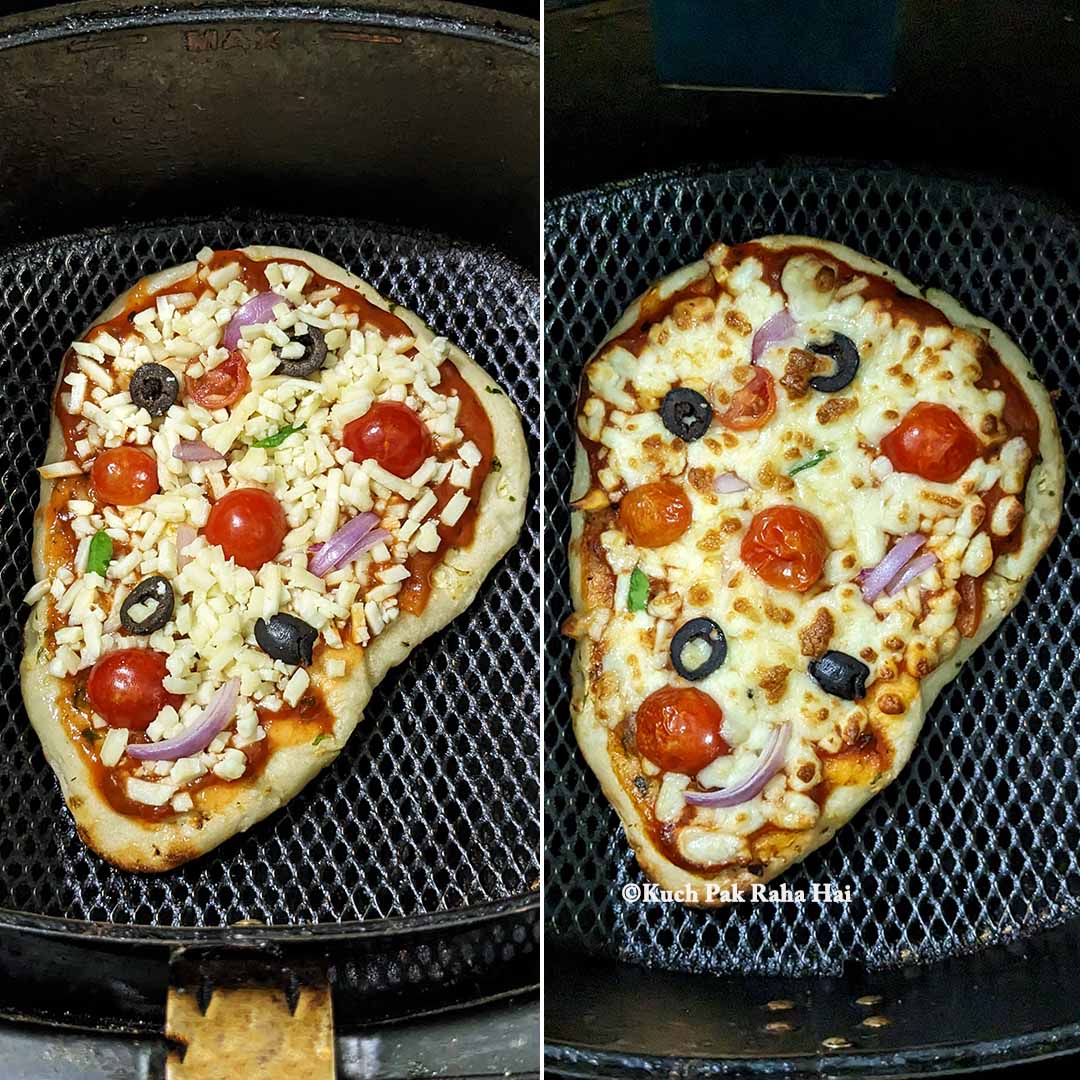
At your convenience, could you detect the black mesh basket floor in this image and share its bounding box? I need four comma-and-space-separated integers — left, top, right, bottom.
545, 165, 1080, 978
0, 214, 540, 929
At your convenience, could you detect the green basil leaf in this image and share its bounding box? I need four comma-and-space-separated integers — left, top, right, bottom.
628, 567, 650, 612
312, 732, 331, 746
788, 448, 833, 476
86, 530, 113, 577
252, 422, 305, 449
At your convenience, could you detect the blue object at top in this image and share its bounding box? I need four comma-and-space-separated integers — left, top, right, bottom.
652, 0, 899, 95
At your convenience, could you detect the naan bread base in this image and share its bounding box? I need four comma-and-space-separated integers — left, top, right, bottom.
22, 246, 529, 871
568, 236, 1062, 904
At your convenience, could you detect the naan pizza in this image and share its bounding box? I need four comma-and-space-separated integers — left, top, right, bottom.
565, 235, 1062, 904
22, 245, 528, 871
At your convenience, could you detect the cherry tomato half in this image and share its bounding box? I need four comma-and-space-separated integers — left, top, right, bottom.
880, 401, 980, 484
619, 480, 692, 548
186, 352, 251, 410
635, 686, 729, 774
204, 487, 287, 570
86, 649, 182, 731
91, 446, 159, 506
343, 402, 432, 479
741, 505, 828, 593
720, 367, 776, 431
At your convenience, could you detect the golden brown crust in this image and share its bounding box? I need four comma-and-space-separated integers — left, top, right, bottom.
567, 234, 1063, 904
22, 246, 530, 871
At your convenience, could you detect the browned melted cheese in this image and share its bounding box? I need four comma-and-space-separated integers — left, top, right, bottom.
572, 239, 1045, 873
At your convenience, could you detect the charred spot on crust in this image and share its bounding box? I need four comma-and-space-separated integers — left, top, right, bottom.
780, 348, 818, 399
799, 608, 835, 659
877, 692, 906, 715
758, 664, 791, 705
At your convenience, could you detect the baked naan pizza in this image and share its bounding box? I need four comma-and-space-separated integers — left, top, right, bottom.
22, 245, 528, 871
565, 235, 1063, 904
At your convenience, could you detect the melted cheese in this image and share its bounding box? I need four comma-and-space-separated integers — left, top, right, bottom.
578, 242, 1034, 868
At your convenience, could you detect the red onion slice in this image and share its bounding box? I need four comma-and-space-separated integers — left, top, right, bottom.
173, 439, 225, 462
308, 512, 384, 577
751, 308, 798, 363
223, 291, 287, 351
859, 533, 926, 602
885, 551, 939, 595
685, 722, 792, 808
127, 678, 240, 762
713, 471, 750, 494
176, 523, 197, 571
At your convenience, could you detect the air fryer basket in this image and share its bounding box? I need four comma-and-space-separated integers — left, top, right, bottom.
1, 214, 539, 926
0, 0, 539, 1037
544, 165, 1080, 1072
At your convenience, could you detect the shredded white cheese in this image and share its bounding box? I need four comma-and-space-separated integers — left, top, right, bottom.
40, 253, 489, 803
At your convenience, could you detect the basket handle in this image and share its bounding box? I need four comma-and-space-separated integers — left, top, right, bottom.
165, 945, 335, 1079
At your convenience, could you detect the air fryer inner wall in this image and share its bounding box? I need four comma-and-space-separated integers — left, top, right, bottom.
0, 2, 539, 271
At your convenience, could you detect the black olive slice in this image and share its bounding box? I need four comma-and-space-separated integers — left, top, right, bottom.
255, 612, 318, 666
129, 363, 179, 416
670, 617, 728, 681
659, 387, 713, 442
807, 334, 860, 393
808, 649, 870, 701
278, 327, 328, 378
120, 575, 175, 634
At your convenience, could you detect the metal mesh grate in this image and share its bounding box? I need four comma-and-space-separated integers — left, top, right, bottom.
544, 166, 1080, 977
0, 214, 539, 927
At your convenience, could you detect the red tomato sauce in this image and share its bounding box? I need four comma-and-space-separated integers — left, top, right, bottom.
44, 249, 484, 820
954, 346, 1042, 636
723, 241, 950, 330
53, 662, 334, 823
398, 361, 495, 615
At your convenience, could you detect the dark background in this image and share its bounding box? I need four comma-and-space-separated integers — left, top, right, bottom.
2, 0, 539, 10
547, 0, 1080, 211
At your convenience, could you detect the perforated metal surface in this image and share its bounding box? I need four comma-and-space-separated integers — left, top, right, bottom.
545, 166, 1079, 977
0, 214, 539, 927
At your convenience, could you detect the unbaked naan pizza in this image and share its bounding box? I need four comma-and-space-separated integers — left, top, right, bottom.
22, 245, 528, 871
565, 235, 1063, 904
